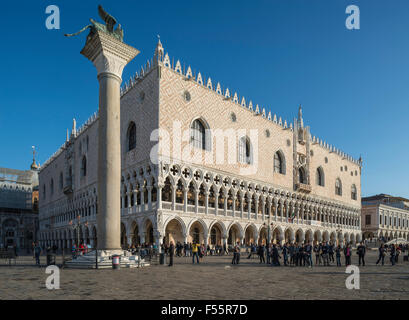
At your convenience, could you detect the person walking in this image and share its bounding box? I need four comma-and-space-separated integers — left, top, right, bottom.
192, 242, 200, 264
329, 243, 335, 263
34, 242, 42, 267
314, 243, 321, 265
390, 244, 396, 265
282, 243, 288, 266
271, 244, 281, 266
335, 245, 342, 266
322, 242, 329, 266
305, 242, 313, 268
258, 244, 265, 264
344, 243, 352, 266
376, 243, 386, 266
357, 242, 366, 266
395, 245, 400, 264
168, 241, 174, 267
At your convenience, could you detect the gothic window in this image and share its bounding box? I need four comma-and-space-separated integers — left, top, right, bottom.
59, 172, 63, 190
190, 119, 206, 150
127, 122, 136, 151
50, 179, 54, 196
351, 184, 357, 200
81, 156, 87, 177
335, 178, 342, 196
43, 184, 46, 200
298, 168, 306, 184
238, 136, 252, 164
274, 151, 285, 174
316, 167, 324, 186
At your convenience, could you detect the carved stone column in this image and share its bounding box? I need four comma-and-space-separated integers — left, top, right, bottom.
81, 30, 139, 251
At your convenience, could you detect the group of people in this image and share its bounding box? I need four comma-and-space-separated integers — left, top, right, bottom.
376, 243, 405, 266
166, 241, 207, 266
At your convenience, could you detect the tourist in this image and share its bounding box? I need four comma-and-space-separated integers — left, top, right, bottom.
168, 241, 174, 267
344, 243, 352, 266
231, 241, 240, 265
335, 245, 342, 266
389, 244, 396, 265
314, 243, 321, 265
289, 243, 295, 266
395, 245, 401, 263
282, 243, 288, 266
376, 243, 385, 266
322, 242, 329, 266
305, 242, 313, 268
328, 243, 335, 263
192, 242, 200, 264
299, 243, 305, 266
34, 242, 42, 266
357, 241, 366, 266
258, 244, 265, 264
271, 244, 281, 266
266, 243, 271, 264
71, 244, 77, 259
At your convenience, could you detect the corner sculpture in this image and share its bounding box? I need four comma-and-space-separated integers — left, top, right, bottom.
65, 5, 124, 42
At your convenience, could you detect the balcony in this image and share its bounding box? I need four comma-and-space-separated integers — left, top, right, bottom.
296, 183, 312, 193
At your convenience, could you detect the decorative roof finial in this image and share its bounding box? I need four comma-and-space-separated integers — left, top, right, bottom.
298, 104, 304, 128
155, 34, 164, 61
72, 118, 77, 136
31, 146, 39, 170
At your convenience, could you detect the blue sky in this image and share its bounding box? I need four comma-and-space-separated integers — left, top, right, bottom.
0, 0, 408, 198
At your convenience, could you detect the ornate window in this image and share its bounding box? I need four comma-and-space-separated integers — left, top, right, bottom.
335, 178, 342, 196
298, 167, 306, 184
81, 156, 87, 177
351, 184, 357, 200
190, 119, 206, 150
274, 151, 285, 174
316, 167, 325, 186
238, 136, 251, 164
59, 172, 63, 190
50, 179, 54, 196
127, 122, 136, 151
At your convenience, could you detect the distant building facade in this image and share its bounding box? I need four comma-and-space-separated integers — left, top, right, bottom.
38, 39, 362, 250
361, 194, 409, 242
0, 160, 39, 249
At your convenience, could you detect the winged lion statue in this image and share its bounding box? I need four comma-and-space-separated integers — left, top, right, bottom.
65, 5, 124, 42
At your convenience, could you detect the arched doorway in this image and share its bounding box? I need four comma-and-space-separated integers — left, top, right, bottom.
131, 222, 140, 246
145, 219, 154, 245
189, 221, 205, 244
295, 229, 304, 244
121, 223, 127, 248
284, 228, 294, 244
272, 227, 282, 244
244, 225, 256, 245
305, 230, 313, 244
165, 218, 185, 245
209, 222, 223, 246
313, 230, 322, 245
259, 227, 267, 245
228, 223, 241, 245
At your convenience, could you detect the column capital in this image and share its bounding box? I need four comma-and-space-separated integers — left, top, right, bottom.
81, 30, 140, 80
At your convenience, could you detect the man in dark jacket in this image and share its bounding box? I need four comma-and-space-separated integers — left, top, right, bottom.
376, 243, 385, 266
357, 242, 366, 266
271, 244, 281, 266
168, 241, 174, 267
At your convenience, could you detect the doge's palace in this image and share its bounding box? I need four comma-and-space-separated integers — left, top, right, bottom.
38, 38, 363, 250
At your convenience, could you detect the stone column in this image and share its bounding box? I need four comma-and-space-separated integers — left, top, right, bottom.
81, 30, 139, 251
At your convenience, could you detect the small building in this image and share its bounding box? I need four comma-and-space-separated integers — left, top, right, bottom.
361, 194, 409, 243
0, 159, 39, 249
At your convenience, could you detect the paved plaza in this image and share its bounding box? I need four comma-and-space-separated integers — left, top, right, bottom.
0, 250, 408, 300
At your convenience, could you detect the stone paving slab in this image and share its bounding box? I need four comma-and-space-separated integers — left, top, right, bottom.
0, 250, 408, 300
